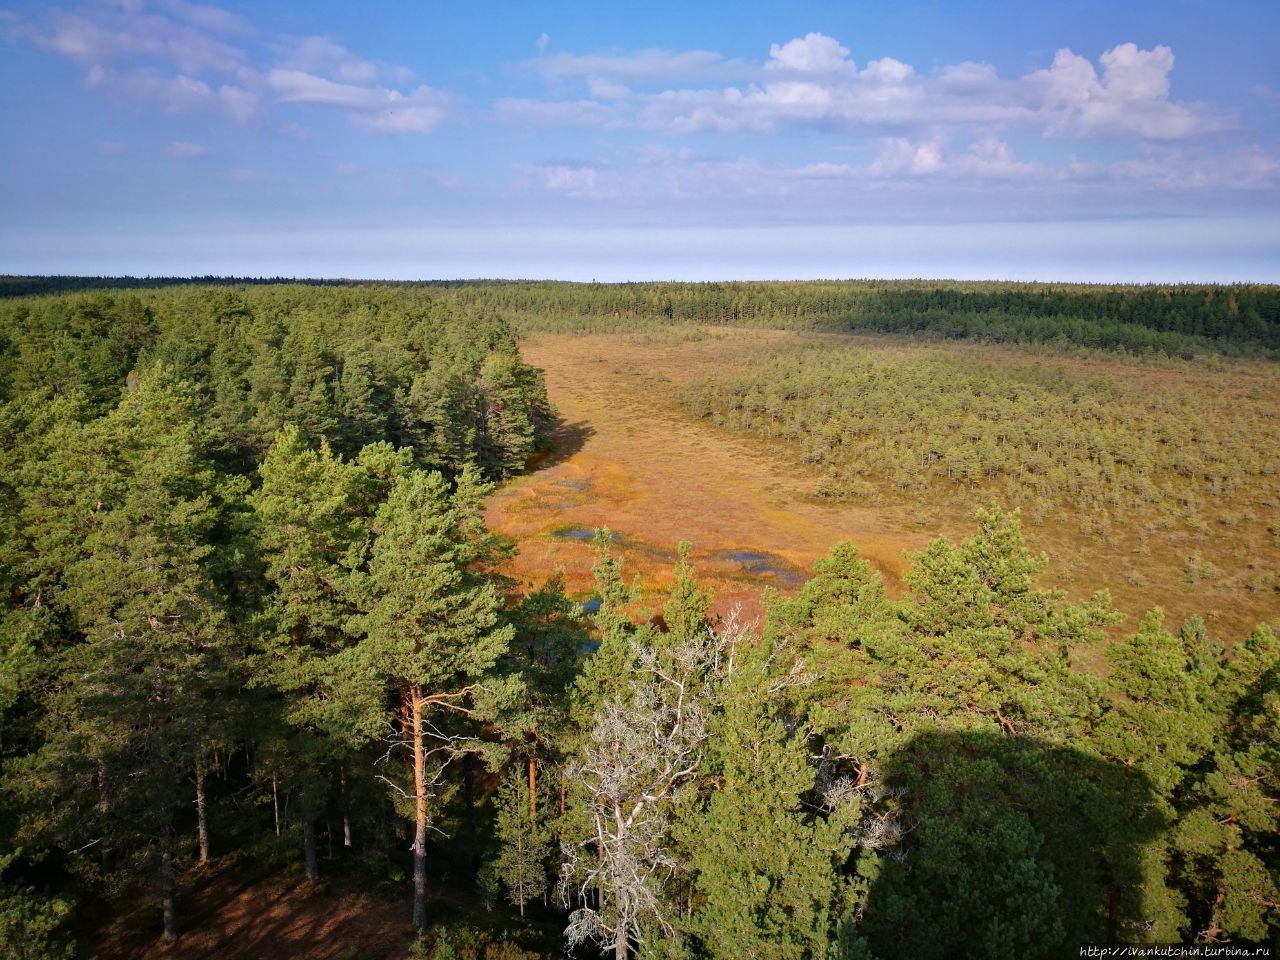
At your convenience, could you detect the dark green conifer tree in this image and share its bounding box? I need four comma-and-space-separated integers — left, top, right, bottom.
337, 467, 519, 930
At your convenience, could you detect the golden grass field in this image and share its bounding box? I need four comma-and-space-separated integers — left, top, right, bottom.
487, 329, 1279, 643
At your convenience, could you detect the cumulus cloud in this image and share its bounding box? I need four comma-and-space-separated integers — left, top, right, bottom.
869, 138, 943, 176
1027, 43, 1209, 138
766, 33, 855, 75
513, 34, 1214, 146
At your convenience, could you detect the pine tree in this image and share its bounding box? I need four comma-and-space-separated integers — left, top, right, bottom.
338, 468, 518, 930
249, 425, 408, 879
561, 546, 728, 960
490, 769, 552, 916
14, 367, 239, 943
679, 619, 846, 960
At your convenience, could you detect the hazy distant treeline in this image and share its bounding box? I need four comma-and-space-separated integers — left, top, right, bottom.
440, 279, 1280, 357
5, 277, 1278, 357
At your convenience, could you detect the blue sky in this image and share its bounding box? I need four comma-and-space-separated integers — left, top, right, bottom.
2, 0, 1278, 282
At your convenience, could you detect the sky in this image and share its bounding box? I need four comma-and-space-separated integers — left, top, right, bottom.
1, 0, 1278, 282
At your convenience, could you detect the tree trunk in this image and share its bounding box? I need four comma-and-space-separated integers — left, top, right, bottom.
98, 761, 114, 872
614, 903, 628, 960
272, 776, 280, 838
411, 687, 429, 931
160, 846, 179, 944
303, 817, 320, 882
195, 753, 211, 863
527, 747, 537, 822
339, 765, 353, 848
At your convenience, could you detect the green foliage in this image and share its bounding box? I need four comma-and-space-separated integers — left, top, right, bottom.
432, 278, 1280, 357
2, 277, 1278, 954
489, 770, 553, 916
678, 341, 1280, 541
856, 731, 1162, 958
8, 368, 240, 935
343, 469, 515, 708
0, 851, 76, 960
679, 626, 847, 960
0, 283, 551, 478
1098, 615, 1280, 942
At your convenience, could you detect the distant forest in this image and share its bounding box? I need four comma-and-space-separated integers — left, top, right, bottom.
1, 280, 1277, 959
5, 275, 1280, 357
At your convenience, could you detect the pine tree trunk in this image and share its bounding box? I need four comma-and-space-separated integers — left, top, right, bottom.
614, 904, 628, 960
303, 817, 320, 882
340, 765, 353, 848
160, 846, 179, 944
272, 776, 280, 838
411, 687, 429, 931
195, 755, 211, 863
527, 744, 537, 822
98, 762, 114, 872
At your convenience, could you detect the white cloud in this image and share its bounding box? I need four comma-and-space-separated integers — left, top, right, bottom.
158, 0, 250, 37
785, 161, 856, 179
587, 77, 631, 100
218, 83, 260, 122
529, 48, 748, 84
766, 33, 855, 76
952, 137, 1041, 178
166, 140, 208, 157
1251, 84, 1280, 105
539, 165, 601, 197
869, 138, 943, 176
44, 4, 246, 75
861, 57, 913, 85
515, 35, 1214, 145
495, 97, 614, 127
267, 69, 385, 108
87, 64, 214, 111
266, 69, 449, 132
936, 61, 1000, 91
1028, 43, 1206, 138
17, 2, 445, 134
276, 35, 412, 86
1069, 145, 1279, 190
358, 105, 446, 134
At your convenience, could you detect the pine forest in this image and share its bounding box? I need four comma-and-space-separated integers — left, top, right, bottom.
0, 278, 1277, 959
